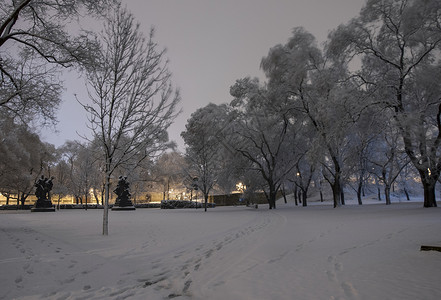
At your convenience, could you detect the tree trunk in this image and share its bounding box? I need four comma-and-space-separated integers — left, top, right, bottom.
404, 188, 410, 201
20, 193, 28, 209
94, 190, 100, 205
422, 180, 437, 207
302, 190, 307, 207
265, 183, 277, 209
281, 187, 287, 204
384, 185, 391, 205
357, 180, 363, 205
357, 176, 363, 205
294, 185, 298, 206
103, 173, 111, 235
268, 189, 277, 209
331, 180, 342, 208
414, 168, 438, 207
204, 193, 208, 212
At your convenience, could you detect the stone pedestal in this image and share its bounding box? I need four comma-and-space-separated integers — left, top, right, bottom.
111, 205, 136, 211
31, 199, 55, 212
112, 197, 136, 211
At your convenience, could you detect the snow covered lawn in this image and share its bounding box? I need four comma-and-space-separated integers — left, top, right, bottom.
1, 200, 440, 300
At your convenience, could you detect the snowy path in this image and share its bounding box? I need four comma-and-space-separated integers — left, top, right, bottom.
1, 202, 440, 299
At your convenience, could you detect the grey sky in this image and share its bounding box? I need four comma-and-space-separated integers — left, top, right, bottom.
42, 0, 366, 150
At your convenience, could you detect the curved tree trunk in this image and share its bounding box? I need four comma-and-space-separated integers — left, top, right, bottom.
294, 185, 298, 206
404, 188, 410, 201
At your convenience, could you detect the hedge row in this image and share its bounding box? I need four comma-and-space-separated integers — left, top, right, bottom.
0, 203, 162, 210
160, 200, 216, 209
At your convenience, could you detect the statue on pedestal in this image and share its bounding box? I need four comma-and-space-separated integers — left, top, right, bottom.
112, 176, 135, 210
32, 175, 55, 212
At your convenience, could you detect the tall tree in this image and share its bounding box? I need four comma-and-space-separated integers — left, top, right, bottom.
181, 103, 230, 211
261, 28, 358, 207
0, 0, 115, 124
229, 78, 296, 209
81, 6, 180, 235
328, 0, 441, 207
344, 109, 379, 205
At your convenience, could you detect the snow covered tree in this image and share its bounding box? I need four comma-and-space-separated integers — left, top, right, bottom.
0, 0, 115, 125
51, 158, 70, 208
58, 140, 101, 207
152, 151, 186, 201
81, 6, 180, 234
181, 103, 231, 211
261, 28, 359, 207
344, 109, 380, 205
0, 115, 55, 207
229, 77, 297, 209
367, 119, 410, 205
328, 0, 441, 207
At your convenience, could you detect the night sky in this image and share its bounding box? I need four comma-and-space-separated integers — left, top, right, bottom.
42, 0, 366, 150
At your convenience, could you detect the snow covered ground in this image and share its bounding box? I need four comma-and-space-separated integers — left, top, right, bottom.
1, 196, 440, 300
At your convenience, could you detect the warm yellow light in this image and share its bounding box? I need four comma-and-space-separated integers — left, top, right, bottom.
236, 182, 246, 192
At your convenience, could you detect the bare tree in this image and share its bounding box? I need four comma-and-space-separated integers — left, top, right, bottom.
0, 0, 115, 124
81, 6, 180, 235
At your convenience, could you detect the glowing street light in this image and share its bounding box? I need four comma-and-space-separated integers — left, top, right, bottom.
236, 182, 246, 193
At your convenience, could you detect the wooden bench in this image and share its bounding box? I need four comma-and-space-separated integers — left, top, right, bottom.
420, 245, 441, 252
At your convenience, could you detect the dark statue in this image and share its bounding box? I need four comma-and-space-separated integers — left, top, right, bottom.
32, 175, 55, 212
112, 176, 135, 210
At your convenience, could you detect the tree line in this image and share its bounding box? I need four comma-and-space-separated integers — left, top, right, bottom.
181, 0, 441, 209
1, 0, 440, 224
